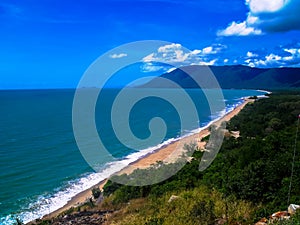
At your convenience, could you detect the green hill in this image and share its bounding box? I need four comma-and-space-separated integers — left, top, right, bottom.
141, 65, 300, 90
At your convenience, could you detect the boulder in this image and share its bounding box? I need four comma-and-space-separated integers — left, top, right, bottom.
270, 211, 290, 222
288, 204, 300, 215
168, 195, 180, 203
255, 217, 268, 225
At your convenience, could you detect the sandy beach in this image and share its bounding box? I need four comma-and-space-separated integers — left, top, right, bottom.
40, 97, 253, 221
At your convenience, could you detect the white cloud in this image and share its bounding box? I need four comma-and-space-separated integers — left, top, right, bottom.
244, 45, 300, 68
246, 51, 258, 58
254, 59, 267, 67
246, 14, 259, 25
109, 53, 128, 59
265, 53, 282, 62
141, 43, 226, 72
198, 59, 218, 66
284, 48, 300, 55
140, 62, 166, 73
174, 49, 189, 62
218, 0, 300, 36
246, 0, 285, 13
224, 59, 229, 63
167, 67, 177, 73
202, 46, 213, 54
201, 45, 226, 54
144, 43, 190, 63
283, 55, 294, 61
283, 48, 300, 63
245, 59, 251, 64
191, 49, 201, 55
248, 62, 256, 67
143, 53, 155, 62
142, 43, 188, 64
218, 21, 262, 36
158, 43, 181, 53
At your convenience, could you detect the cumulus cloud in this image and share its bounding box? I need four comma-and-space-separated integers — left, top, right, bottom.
142, 43, 226, 72
141, 43, 227, 72
109, 53, 128, 59
202, 45, 225, 54
218, 0, 300, 36
167, 67, 177, 73
246, 0, 285, 13
244, 44, 300, 67
218, 21, 262, 36
246, 51, 258, 58
140, 62, 167, 73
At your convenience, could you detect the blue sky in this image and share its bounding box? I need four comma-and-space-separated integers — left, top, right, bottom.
0, 0, 300, 89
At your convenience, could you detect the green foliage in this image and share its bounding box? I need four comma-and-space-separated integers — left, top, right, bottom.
145, 217, 164, 225
103, 179, 122, 196
204, 94, 300, 214
228, 94, 300, 137
249, 95, 258, 99
189, 200, 216, 225
92, 186, 101, 199
103, 92, 300, 223
201, 134, 210, 142
63, 207, 76, 215
107, 186, 255, 225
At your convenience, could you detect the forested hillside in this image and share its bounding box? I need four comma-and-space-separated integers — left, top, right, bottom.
101, 92, 300, 224
141, 65, 300, 90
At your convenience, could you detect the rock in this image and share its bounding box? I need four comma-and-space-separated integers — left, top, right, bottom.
255, 217, 268, 225
96, 193, 104, 205
186, 156, 194, 162
49, 210, 113, 225
168, 195, 180, 203
270, 211, 290, 222
216, 218, 227, 225
288, 204, 300, 215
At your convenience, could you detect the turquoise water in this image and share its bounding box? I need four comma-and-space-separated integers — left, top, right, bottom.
0, 88, 265, 224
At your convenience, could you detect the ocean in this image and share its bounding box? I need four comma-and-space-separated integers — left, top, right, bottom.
0, 88, 265, 224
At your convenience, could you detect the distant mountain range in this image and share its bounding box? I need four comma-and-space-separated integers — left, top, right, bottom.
140, 65, 300, 90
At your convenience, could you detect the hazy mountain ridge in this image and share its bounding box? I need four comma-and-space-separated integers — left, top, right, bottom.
141, 65, 300, 90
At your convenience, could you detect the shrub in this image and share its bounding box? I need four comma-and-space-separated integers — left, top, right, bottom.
92, 187, 101, 199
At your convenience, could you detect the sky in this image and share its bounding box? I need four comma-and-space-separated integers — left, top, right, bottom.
0, 0, 300, 89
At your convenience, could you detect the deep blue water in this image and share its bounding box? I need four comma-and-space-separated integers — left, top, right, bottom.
0, 88, 265, 224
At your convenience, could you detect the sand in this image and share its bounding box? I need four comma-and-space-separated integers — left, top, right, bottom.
40, 98, 253, 221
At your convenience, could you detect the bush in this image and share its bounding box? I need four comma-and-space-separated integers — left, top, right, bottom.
92, 187, 101, 199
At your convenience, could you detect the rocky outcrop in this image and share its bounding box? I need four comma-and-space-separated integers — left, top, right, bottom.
33, 210, 113, 225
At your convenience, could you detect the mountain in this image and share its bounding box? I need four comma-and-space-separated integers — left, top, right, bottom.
140, 65, 300, 90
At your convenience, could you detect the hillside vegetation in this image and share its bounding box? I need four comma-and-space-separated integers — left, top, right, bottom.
141, 65, 300, 89
102, 92, 300, 224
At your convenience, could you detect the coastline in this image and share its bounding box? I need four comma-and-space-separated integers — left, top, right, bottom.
37, 97, 254, 222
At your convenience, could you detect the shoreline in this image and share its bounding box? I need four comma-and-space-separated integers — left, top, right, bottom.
31, 97, 255, 223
